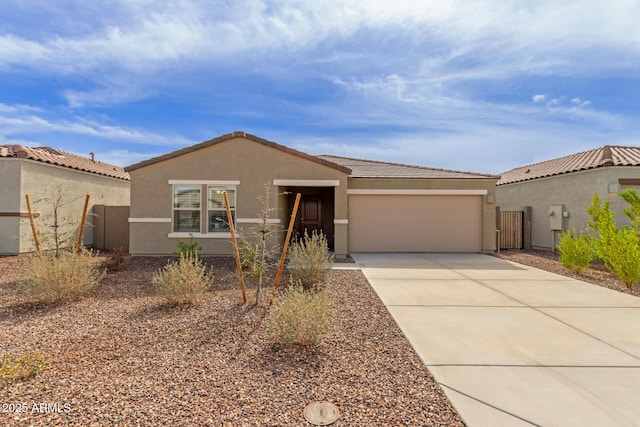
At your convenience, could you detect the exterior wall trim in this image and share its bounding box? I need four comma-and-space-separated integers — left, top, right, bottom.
273, 179, 340, 187
0, 212, 39, 218
236, 218, 281, 224
168, 180, 240, 185
129, 217, 171, 223
347, 189, 488, 195
168, 232, 231, 239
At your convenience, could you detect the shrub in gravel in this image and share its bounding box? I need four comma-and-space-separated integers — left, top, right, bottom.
21, 249, 104, 303
153, 253, 212, 304
558, 229, 595, 274
268, 282, 334, 347
287, 230, 334, 291
604, 228, 640, 288
0, 351, 46, 382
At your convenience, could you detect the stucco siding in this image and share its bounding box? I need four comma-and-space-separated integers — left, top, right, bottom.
129, 137, 349, 255
18, 160, 130, 253
496, 166, 640, 249
0, 159, 22, 254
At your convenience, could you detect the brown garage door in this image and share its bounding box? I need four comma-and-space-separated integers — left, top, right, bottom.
348, 195, 482, 252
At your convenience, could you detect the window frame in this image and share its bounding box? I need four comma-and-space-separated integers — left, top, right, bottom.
207, 185, 236, 233
168, 180, 239, 238
172, 185, 202, 234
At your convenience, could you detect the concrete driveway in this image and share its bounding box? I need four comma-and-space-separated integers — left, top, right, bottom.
351, 253, 640, 427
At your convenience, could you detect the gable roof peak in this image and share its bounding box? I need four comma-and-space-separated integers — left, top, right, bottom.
125, 131, 352, 174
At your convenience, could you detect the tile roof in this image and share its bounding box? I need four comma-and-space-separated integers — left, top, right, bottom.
125, 131, 352, 174
497, 145, 640, 185
318, 155, 498, 179
0, 145, 130, 180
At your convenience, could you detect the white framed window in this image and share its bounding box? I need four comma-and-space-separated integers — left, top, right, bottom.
208, 186, 235, 233
171, 182, 237, 235
173, 185, 201, 233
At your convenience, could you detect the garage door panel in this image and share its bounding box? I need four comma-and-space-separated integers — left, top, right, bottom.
348, 195, 482, 252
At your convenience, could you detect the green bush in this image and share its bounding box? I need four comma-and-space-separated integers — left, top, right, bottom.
287, 231, 334, 290
268, 282, 334, 347
173, 235, 202, 259
21, 249, 104, 303
587, 194, 618, 263
557, 229, 595, 274
606, 227, 640, 288
153, 254, 211, 304
0, 351, 46, 382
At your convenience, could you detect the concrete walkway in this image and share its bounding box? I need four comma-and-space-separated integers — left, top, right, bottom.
351, 253, 640, 427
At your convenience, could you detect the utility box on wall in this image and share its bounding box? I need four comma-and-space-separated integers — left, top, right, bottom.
549, 204, 564, 230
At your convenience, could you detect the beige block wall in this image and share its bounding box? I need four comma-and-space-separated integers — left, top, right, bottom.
0, 160, 22, 254
348, 177, 498, 253
495, 166, 640, 249
18, 160, 130, 253
129, 137, 349, 256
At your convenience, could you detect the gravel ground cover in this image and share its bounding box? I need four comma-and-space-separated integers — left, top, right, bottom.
0, 255, 464, 426
495, 249, 640, 298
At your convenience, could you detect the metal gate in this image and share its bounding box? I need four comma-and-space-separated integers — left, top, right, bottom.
500, 211, 523, 249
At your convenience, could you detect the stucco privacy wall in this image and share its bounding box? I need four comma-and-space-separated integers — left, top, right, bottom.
13, 160, 130, 253
348, 177, 497, 252
0, 159, 22, 254
496, 166, 640, 249
128, 136, 349, 256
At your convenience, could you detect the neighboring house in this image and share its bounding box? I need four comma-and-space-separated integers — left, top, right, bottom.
496, 145, 640, 250
0, 145, 130, 255
125, 131, 498, 257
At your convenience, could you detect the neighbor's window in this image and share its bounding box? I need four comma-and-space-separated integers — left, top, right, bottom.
173, 186, 201, 232
208, 186, 235, 232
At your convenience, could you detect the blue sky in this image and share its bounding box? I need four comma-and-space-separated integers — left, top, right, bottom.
1, 0, 639, 174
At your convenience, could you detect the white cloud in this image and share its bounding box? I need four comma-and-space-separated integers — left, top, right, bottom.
94, 149, 164, 167
0, 102, 192, 147
2, 1, 639, 78
533, 94, 546, 103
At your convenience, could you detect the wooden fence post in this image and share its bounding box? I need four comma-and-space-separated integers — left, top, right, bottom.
25, 194, 40, 252
75, 195, 90, 252
224, 191, 247, 304
271, 193, 301, 304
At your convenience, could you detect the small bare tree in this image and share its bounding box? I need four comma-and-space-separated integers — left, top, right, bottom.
238, 183, 280, 305
27, 184, 86, 256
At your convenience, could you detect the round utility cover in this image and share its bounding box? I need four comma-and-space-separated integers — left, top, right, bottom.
304, 401, 339, 426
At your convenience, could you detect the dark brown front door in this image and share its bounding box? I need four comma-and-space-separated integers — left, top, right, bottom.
299, 197, 322, 236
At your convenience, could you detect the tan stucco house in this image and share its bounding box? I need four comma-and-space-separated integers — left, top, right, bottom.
496, 146, 640, 250
125, 131, 498, 257
0, 145, 130, 255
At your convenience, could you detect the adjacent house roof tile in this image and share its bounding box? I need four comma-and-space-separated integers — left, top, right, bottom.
318, 155, 498, 179
497, 146, 640, 185
0, 145, 130, 180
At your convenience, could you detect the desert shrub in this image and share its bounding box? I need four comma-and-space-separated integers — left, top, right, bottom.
21, 249, 104, 303
173, 235, 202, 259
587, 194, 618, 263
287, 231, 334, 290
557, 229, 595, 274
605, 228, 640, 288
268, 282, 334, 347
153, 254, 211, 304
587, 194, 640, 286
104, 246, 127, 272
620, 189, 640, 237
0, 351, 46, 382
